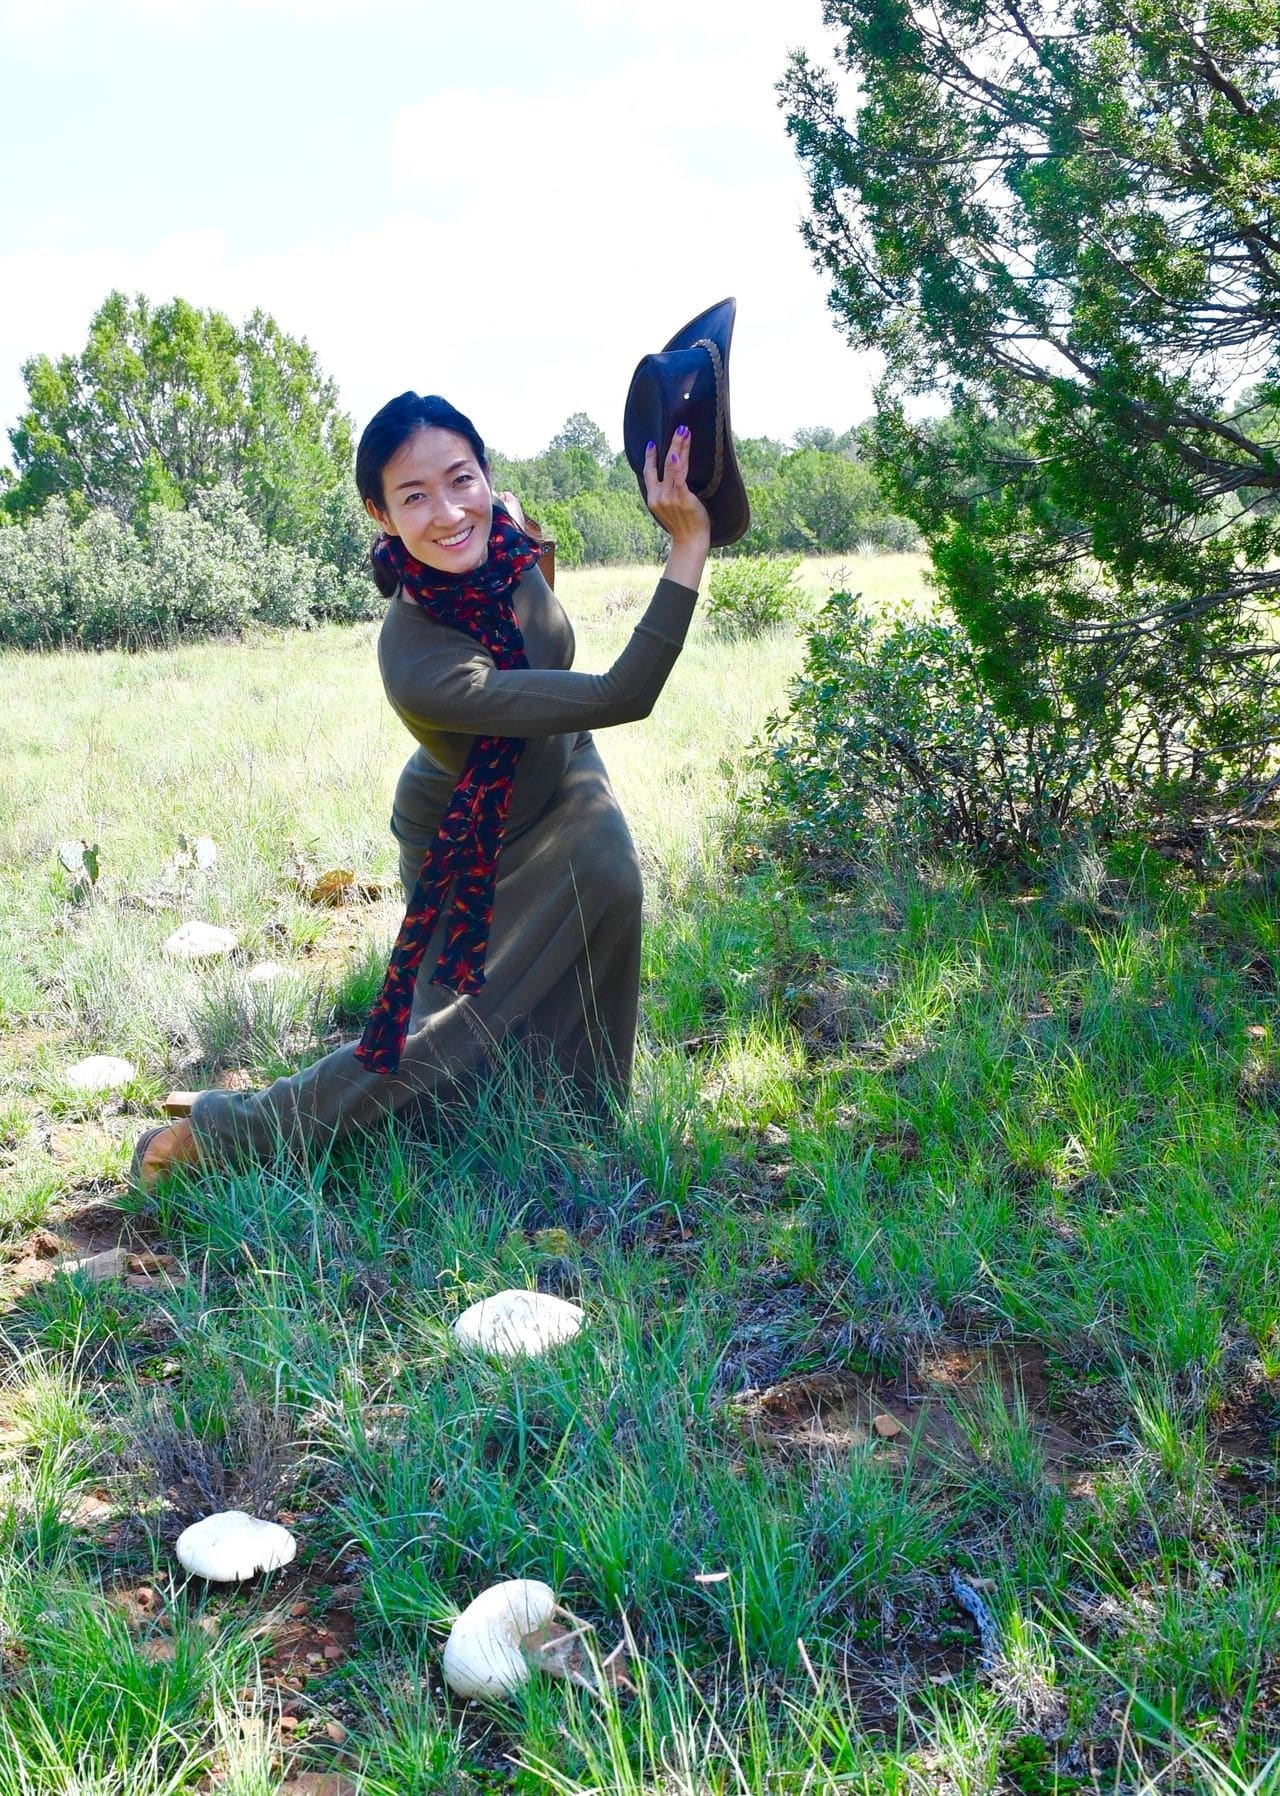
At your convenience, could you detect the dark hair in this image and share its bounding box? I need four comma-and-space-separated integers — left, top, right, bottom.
356, 392, 489, 597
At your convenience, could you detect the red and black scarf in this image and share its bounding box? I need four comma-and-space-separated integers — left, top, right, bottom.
355, 506, 543, 1075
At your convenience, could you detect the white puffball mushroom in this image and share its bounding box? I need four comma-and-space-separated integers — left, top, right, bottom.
64, 1055, 136, 1094
174, 1510, 296, 1582
453, 1290, 585, 1359
163, 922, 240, 962
442, 1578, 558, 1698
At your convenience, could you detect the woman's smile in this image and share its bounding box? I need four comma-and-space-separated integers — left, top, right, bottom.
367, 425, 494, 574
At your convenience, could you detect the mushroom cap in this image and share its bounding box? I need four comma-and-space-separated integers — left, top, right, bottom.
174, 1510, 296, 1581
163, 922, 240, 962
65, 1055, 136, 1093
453, 1290, 585, 1359
441, 1578, 557, 1698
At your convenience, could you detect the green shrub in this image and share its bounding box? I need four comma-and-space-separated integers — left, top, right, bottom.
539, 501, 584, 569
567, 489, 664, 566
755, 587, 1277, 864
706, 555, 804, 639
0, 488, 379, 650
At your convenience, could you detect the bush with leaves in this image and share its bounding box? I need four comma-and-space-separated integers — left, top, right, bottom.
538, 502, 584, 569
781, 0, 1280, 823
705, 555, 805, 640
567, 489, 665, 566
0, 488, 379, 650
754, 589, 1280, 866
5, 292, 355, 560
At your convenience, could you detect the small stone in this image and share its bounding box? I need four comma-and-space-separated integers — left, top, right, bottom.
290, 1601, 310, 1618
278, 1713, 299, 1732
163, 922, 239, 962
324, 1719, 348, 1744
322, 1642, 342, 1660
65, 1055, 136, 1094
64, 1249, 177, 1291
307, 1651, 324, 1666
245, 960, 285, 986
872, 1412, 904, 1440
61, 1247, 131, 1283
453, 1289, 585, 1359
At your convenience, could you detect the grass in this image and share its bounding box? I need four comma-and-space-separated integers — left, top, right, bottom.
1, 549, 1279, 1791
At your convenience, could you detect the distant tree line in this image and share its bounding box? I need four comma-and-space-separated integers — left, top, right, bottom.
490, 412, 919, 568
0, 291, 918, 649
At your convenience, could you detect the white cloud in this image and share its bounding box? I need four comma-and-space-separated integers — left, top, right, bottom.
0, 8, 878, 461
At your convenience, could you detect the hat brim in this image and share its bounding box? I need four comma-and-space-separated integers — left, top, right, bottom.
623, 298, 750, 551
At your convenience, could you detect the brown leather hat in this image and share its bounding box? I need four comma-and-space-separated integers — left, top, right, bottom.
623, 297, 750, 549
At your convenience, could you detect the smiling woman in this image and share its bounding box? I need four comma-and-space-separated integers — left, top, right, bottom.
130, 381, 714, 1185
364, 404, 498, 577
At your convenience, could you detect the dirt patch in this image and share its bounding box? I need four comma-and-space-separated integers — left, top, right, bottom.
258, 1587, 359, 1681
735, 1341, 1092, 1475
107, 1566, 359, 1699
1, 1197, 165, 1302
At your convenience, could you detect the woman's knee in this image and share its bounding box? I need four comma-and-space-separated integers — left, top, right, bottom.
574, 838, 643, 918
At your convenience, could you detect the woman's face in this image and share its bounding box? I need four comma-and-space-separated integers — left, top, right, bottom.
366, 425, 494, 575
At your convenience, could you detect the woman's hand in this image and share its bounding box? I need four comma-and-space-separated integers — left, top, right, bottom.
643, 426, 711, 592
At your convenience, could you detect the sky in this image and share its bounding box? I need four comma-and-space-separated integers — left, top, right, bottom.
0, 0, 879, 466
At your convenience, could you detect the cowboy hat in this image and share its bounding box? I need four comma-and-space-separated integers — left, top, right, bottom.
623, 297, 750, 549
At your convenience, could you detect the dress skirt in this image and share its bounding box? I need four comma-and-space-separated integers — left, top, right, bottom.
186, 729, 643, 1163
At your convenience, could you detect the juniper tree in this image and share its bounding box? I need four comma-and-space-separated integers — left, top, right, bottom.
782, 0, 1280, 822
5, 291, 356, 566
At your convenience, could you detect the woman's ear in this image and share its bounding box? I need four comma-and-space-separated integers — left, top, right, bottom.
364, 495, 390, 530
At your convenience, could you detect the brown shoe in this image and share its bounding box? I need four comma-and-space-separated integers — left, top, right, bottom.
129, 1119, 203, 1194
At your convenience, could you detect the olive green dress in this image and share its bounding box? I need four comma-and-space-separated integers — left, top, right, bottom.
187, 564, 699, 1162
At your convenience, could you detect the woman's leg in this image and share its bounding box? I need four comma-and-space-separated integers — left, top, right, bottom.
186, 734, 643, 1165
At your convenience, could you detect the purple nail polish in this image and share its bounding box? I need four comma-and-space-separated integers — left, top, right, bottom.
677, 423, 690, 438
646, 440, 655, 453
670, 451, 679, 464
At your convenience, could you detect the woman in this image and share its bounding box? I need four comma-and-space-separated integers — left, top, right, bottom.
131, 392, 710, 1189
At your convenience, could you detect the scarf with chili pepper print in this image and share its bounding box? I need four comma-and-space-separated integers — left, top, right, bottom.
355, 505, 544, 1075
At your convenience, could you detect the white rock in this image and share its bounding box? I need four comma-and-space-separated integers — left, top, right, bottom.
245, 960, 285, 986
442, 1579, 557, 1698
175, 1510, 296, 1581
192, 835, 218, 869
453, 1290, 585, 1359
64, 1054, 136, 1094
163, 922, 239, 962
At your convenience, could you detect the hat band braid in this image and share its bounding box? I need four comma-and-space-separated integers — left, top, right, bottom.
693, 336, 726, 499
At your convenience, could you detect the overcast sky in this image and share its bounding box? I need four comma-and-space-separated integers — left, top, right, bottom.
0, 0, 877, 462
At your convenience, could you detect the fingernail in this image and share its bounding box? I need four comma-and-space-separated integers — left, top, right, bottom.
646, 440, 655, 453
676, 424, 690, 438
670, 451, 679, 464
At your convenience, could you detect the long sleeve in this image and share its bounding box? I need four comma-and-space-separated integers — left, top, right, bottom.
379, 576, 698, 740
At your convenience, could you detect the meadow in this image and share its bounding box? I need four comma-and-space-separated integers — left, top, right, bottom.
1, 549, 1279, 1794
